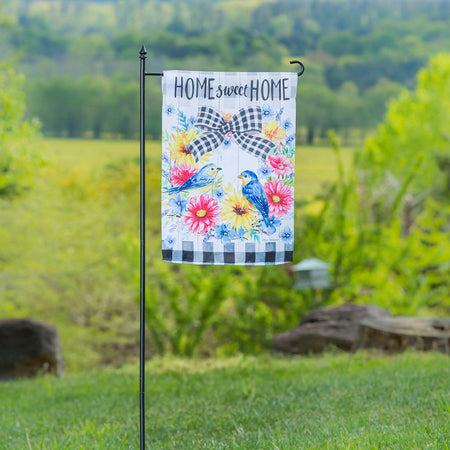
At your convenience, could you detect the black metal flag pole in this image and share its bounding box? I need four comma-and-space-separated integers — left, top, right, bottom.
139, 44, 147, 450
138, 45, 303, 449
139, 44, 163, 450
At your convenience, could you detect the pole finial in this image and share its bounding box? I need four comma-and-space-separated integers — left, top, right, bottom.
140, 45, 147, 59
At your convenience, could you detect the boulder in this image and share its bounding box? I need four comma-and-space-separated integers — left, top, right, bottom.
356, 316, 450, 354
0, 319, 64, 380
272, 302, 391, 354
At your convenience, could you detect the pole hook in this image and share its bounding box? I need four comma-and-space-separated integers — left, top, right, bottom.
290, 60, 305, 77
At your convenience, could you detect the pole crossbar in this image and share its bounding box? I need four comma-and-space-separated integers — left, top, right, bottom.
144, 61, 304, 79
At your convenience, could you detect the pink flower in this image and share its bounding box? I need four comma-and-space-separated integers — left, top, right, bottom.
184, 195, 220, 235
264, 180, 294, 217
267, 154, 294, 176
170, 164, 198, 187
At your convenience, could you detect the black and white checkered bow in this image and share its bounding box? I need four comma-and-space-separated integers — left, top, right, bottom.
186, 106, 276, 162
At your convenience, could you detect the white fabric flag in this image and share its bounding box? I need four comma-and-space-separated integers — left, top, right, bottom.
161, 71, 297, 265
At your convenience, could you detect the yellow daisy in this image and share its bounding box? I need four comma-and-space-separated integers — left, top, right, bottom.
221, 190, 258, 231
262, 120, 286, 143
168, 129, 199, 165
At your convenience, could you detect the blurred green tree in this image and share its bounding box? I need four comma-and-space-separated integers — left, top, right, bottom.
27, 78, 86, 138
297, 53, 450, 315
362, 52, 450, 195
298, 84, 337, 144
360, 79, 403, 129
0, 63, 42, 197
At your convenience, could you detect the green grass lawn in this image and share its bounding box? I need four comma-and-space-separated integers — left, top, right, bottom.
41, 138, 355, 199
1, 352, 449, 449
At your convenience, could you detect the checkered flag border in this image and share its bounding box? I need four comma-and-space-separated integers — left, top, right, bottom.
162, 241, 293, 265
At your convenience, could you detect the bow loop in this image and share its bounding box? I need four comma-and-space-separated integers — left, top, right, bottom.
194, 107, 226, 132
186, 106, 275, 162
227, 106, 263, 134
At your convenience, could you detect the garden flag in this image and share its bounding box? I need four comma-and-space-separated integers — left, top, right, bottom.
161, 71, 297, 265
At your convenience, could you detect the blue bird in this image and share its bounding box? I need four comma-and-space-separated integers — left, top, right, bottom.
239, 170, 277, 234
167, 163, 222, 195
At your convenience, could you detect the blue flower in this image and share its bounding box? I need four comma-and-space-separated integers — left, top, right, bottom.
168, 194, 188, 215
234, 227, 246, 239
286, 135, 295, 145
279, 226, 294, 242
203, 230, 212, 245
216, 224, 234, 243
260, 216, 281, 235
188, 115, 196, 127
213, 188, 226, 201
165, 104, 175, 116
163, 235, 176, 249
257, 165, 272, 179
283, 119, 293, 130
222, 136, 232, 147
261, 104, 274, 120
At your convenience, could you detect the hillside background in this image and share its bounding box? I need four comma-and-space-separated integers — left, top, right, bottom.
2, 0, 449, 142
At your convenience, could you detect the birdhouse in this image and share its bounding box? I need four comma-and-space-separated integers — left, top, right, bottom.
292, 258, 331, 290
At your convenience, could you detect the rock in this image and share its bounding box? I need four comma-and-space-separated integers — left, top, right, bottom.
356, 316, 450, 354
0, 319, 64, 380
272, 302, 391, 355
